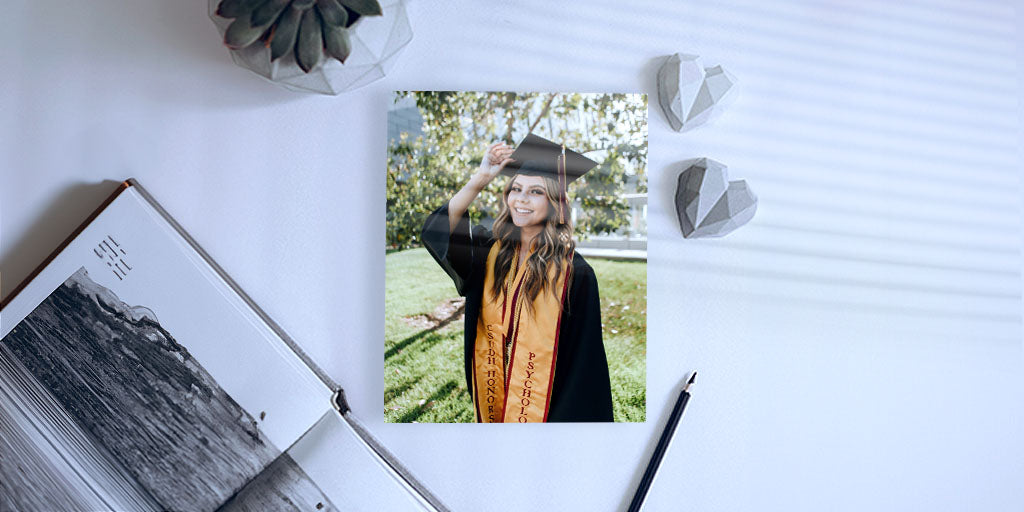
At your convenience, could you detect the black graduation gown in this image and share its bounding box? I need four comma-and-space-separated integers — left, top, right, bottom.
421, 203, 614, 422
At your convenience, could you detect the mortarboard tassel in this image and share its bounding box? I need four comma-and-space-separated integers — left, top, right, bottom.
558, 144, 567, 225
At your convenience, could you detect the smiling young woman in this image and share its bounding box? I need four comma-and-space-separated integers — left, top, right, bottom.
421, 134, 614, 423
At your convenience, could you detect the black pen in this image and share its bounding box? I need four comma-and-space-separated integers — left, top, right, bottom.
627, 371, 697, 512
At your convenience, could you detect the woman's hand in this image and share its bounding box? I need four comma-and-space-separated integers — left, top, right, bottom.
473, 142, 515, 189
448, 142, 515, 232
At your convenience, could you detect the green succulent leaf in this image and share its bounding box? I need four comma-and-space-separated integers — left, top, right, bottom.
315, 0, 349, 26
323, 24, 352, 64
296, 8, 323, 72
217, 0, 267, 19
338, 0, 382, 16
251, 0, 291, 27
221, 0, 374, 69
269, 4, 303, 60
224, 15, 267, 49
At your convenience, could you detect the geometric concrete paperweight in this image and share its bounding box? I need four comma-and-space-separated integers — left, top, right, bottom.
209, 0, 412, 95
675, 158, 757, 238
657, 53, 737, 132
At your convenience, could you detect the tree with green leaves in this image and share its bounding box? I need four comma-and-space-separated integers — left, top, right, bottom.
387, 92, 647, 250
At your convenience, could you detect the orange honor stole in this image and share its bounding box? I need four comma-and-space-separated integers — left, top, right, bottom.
472, 242, 572, 423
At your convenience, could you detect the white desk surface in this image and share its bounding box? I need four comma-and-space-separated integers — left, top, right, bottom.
3, 1, 1023, 510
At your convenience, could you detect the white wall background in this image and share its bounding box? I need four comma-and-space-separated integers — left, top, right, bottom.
2, 1, 1022, 510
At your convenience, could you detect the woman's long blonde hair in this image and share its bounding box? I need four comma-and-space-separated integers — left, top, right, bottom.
490, 174, 575, 308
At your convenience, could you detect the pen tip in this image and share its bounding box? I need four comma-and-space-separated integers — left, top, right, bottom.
684, 371, 697, 391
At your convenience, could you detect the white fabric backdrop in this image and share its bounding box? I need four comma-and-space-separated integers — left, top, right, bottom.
2, 1, 1022, 510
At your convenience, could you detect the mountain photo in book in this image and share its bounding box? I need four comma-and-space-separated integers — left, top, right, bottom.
0, 182, 342, 512
1, 179, 450, 512
1, 267, 331, 511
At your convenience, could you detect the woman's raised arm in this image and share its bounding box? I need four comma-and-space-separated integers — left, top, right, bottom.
447, 142, 514, 232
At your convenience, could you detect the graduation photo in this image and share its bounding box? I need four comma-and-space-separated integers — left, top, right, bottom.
386, 92, 647, 423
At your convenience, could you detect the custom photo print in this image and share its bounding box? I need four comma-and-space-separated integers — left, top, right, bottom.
386, 92, 648, 423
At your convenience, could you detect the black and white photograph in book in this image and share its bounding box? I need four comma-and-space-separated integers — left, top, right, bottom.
386, 91, 648, 423
0, 267, 333, 512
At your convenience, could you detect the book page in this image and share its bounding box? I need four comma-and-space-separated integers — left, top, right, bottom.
0, 185, 333, 510
284, 412, 435, 512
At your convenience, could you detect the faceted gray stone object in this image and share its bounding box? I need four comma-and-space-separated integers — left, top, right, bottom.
657, 53, 737, 132
209, 0, 413, 95
675, 158, 757, 238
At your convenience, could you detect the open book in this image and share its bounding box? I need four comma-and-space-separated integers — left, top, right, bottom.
0, 179, 447, 511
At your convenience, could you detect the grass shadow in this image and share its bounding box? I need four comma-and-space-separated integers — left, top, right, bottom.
449, 408, 474, 423
385, 329, 457, 363
384, 302, 465, 360
384, 375, 422, 404
435, 392, 475, 423
395, 380, 460, 423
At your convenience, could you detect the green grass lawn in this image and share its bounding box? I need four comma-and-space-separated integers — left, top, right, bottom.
384, 248, 646, 423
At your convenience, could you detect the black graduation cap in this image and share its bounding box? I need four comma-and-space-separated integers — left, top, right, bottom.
501, 133, 599, 184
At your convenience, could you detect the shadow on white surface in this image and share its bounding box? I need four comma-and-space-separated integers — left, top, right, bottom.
10, 1, 311, 108
1, 180, 121, 300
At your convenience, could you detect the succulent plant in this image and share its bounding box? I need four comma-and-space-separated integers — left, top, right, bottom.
217, 0, 382, 72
